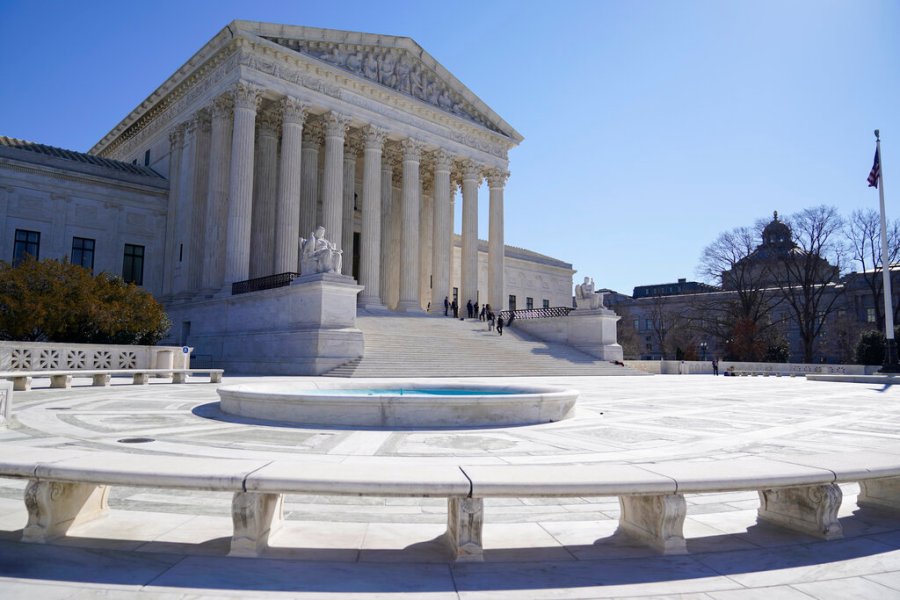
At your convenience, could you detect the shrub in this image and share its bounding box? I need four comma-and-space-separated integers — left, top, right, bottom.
0, 257, 170, 345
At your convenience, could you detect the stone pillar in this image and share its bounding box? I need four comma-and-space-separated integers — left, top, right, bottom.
163, 125, 184, 298
201, 95, 233, 292
379, 150, 394, 307
398, 138, 423, 312
449, 178, 458, 302
299, 120, 323, 247
341, 134, 361, 276
460, 161, 481, 309
419, 173, 434, 309
487, 170, 508, 311
187, 113, 211, 293
224, 82, 261, 286
249, 108, 280, 279
359, 125, 387, 309
173, 117, 198, 296
322, 112, 351, 254
431, 151, 452, 312
273, 97, 307, 274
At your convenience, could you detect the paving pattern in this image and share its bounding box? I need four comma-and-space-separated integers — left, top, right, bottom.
1, 374, 900, 598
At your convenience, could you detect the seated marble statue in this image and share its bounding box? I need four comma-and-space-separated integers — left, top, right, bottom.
575, 276, 605, 310
299, 226, 343, 275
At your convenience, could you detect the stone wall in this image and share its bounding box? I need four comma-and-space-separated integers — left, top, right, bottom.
624, 360, 881, 376
0, 342, 190, 371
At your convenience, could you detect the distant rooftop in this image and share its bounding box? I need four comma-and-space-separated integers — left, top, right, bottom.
0, 136, 163, 178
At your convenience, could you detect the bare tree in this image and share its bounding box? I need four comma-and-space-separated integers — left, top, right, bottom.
695, 226, 778, 356
845, 208, 900, 328
774, 206, 845, 363
644, 293, 689, 360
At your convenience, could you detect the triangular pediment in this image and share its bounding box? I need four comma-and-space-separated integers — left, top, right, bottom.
232, 21, 522, 143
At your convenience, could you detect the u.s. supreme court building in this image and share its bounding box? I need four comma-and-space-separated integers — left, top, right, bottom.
1, 21, 578, 373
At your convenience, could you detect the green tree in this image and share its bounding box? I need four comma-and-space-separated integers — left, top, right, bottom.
0, 257, 170, 345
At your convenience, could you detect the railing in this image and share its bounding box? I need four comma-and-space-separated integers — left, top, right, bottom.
231, 272, 299, 295
498, 306, 573, 323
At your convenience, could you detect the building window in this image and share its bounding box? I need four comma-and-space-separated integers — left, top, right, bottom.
633, 319, 639, 330
122, 244, 145, 285
71, 237, 95, 272
509, 295, 517, 311
144, 149, 151, 166
13, 229, 40, 265
542, 299, 550, 309
526, 297, 534, 310
645, 319, 652, 330
867, 308, 876, 323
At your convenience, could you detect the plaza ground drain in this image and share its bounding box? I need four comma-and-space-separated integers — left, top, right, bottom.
117, 437, 155, 444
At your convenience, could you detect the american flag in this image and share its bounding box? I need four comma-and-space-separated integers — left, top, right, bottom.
868, 147, 881, 188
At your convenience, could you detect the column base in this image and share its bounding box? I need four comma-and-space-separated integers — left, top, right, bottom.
396, 300, 426, 314
357, 294, 387, 312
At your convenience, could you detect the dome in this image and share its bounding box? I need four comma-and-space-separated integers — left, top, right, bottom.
762, 211, 792, 246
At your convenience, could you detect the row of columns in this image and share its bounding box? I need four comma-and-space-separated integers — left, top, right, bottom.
164, 80, 509, 312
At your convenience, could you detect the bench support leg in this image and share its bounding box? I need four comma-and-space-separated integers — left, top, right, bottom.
211, 372, 222, 383
858, 477, 900, 512
50, 375, 72, 389
172, 372, 187, 384
92, 373, 111, 387
22, 480, 109, 543
229, 492, 284, 557
758, 484, 842, 539
617, 494, 687, 554
446, 497, 484, 562
132, 373, 150, 385
13, 377, 31, 392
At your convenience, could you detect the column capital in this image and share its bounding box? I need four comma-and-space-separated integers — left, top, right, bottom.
323, 111, 351, 139
485, 169, 510, 189
280, 96, 308, 126
362, 124, 388, 151
432, 149, 453, 172
344, 131, 365, 158
232, 81, 262, 111
302, 119, 325, 146
211, 94, 234, 120
460, 159, 482, 182
257, 108, 281, 137
401, 138, 424, 162
168, 124, 185, 149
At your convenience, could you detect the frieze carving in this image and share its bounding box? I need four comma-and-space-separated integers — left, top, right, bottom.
263, 37, 501, 135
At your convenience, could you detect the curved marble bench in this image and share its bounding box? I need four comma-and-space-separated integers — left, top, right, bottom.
0, 368, 224, 391
1, 446, 898, 562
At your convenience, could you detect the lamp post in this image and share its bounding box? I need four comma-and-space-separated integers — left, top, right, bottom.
700, 342, 708, 362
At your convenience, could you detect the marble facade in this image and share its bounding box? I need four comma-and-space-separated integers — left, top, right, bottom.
92, 21, 522, 315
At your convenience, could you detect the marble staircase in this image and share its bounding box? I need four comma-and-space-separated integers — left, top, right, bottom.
323, 311, 645, 377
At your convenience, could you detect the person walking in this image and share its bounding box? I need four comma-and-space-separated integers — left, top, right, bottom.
712, 359, 719, 376
466, 299, 473, 319
479, 304, 486, 321
497, 315, 504, 336
487, 310, 495, 331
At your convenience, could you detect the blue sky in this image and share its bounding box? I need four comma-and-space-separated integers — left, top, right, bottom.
1, 1, 897, 295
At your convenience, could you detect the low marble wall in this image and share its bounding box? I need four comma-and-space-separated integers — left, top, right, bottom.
624, 360, 881, 376
0, 381, 11, 425
0, 342, 189, 372
512, 309, 623, 362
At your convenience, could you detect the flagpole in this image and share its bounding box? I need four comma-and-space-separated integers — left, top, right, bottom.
875, 129, 899, 372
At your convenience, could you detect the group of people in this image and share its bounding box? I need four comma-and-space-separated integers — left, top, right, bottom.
443, 297, 505, 335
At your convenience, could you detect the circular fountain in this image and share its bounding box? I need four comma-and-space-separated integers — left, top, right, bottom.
216, 381, 578, 428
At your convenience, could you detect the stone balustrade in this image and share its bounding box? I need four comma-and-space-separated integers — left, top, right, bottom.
1, 446, 898, 562
0, 342, 190, 373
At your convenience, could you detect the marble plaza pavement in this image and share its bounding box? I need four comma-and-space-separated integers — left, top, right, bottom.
2, 374, 900, 598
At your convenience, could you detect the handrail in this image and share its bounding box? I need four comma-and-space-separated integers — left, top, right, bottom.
498, 306, 573, 322
231, 272, 299, 295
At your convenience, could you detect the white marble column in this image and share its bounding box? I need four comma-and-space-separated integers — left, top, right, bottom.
187, 112, 211, 292
224, 82, 261, 286
430, 151, 452, 312
398, 138, 423, 312
341, 134, 361, 276
163, 125, 184, 298
449, 177, 458, 302
173, 117, 197, 296
487, 170, 508, 311
201, 95, 233, 293
299, 120, 323, 248
419, 172, 434, 309
460, 161, 481, 309
359, 125, 387, 309
322, 112, 351, 255
249, 108, 280, 279
379, 148, 396, 308
273, 97, 306, 274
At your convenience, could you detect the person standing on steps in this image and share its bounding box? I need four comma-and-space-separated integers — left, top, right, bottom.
497, 315, 504, 336
466, 299, 473, 319
452, 298, 459, 319
487, 310, 495, 331
712, 358, 719, 376
444, 296, 449, 316
479, 304, 486, 321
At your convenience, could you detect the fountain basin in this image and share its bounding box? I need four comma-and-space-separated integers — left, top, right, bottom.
216, 382, 578, 428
